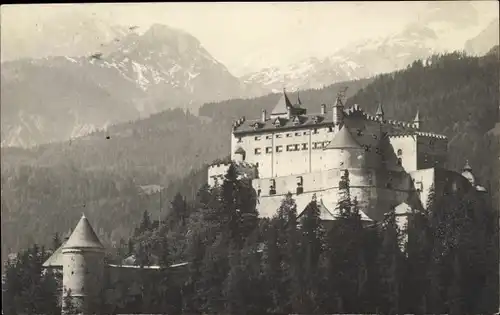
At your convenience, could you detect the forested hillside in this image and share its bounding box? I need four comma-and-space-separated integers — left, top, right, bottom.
1, 50, 498, 261
0, 79, 371, 260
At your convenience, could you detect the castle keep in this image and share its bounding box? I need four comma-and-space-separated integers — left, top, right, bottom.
208, 89, 484, 221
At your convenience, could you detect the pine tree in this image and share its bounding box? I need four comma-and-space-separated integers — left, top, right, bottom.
169, 192, 188, 227
298, 199, 325, 313
377, 208, 402, 315
447, 253, 463, 315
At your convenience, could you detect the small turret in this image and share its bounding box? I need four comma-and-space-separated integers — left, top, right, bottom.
413, 110, 421, 130
461, 160, 475, 186
332, 95, 344, 129
261, 109, 267, 122
376, 103, 384, 121
321, 104, 326, 115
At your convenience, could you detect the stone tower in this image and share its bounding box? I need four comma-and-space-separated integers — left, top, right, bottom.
61, 214, 105, 315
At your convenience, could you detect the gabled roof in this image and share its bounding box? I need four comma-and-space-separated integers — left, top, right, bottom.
324, 126, 362, 150
63, 214, 104, 250
271, 90, 293, 115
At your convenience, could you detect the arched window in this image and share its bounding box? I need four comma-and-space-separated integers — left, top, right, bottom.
397, 158, 402, 166
397, 149, 403, 156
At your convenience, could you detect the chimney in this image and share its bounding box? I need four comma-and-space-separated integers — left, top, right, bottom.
261, 109, 267, 122
321, 104, 326, 115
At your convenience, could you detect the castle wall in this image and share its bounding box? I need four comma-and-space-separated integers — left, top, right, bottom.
388, 136, 418, 172
232, 125, 337, 178
208, 162, 258, 186
253, 167, 415, 221
416, 136, 448, 169
62, 249, 104, 314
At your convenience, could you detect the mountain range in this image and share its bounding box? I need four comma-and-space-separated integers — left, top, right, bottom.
1, 3, 498, 148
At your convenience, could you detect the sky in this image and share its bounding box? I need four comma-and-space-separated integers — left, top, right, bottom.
1, 1, 498, 75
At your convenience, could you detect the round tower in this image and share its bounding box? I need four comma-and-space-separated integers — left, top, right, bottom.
61, 214, 105, 315
323, 126, 365, 169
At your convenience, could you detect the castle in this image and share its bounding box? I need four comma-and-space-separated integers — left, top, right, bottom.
208, 89, 486, 222
42, 90, 488, 314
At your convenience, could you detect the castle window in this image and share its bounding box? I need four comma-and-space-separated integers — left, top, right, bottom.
397, 149, 403, 156
266, 147, 272, 154
372, 134, 378, 140
257, 188, 261, 197
324, 141, 330, 147
295, 132, 302, 136
254, 148, 262, 155
416, 181, 423, 192
237, 137, 242, 143
276, 134, 282, 138
294, 144, 300, 150
286, 144, 294, 151
313, 128, 319, 134
357, 129, 363, 136
255, 136, 261, 141
363, 145, 371, 152
303, 131, 309, 135
340, 161, 344, 167
269, 179, 276, 195
276, 146, 283, 153
302, 143, 308, 150
286, 133, 292, 137
296, 176, 304, 194
328, 126, 333, 132
266, 135, 272, 140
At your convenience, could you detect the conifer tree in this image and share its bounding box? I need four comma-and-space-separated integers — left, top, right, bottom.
377, 208, 402, 315
262, 217, 286, 313
298, 198, 325, 313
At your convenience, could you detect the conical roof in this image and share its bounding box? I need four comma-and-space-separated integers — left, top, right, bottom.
63, 214, 104, 250
324, 126, 362, 150
42, 241, 66, 268
376, 103, 384, 116
271, 89, 293, 115
413, 110, 421, 122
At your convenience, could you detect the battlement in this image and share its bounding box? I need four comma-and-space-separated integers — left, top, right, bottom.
208, 161, 258, 186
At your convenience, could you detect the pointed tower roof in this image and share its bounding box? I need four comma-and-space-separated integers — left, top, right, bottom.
297, 91, 302, 106
376, 103, 384, 117
333, 94, 344, 108
271, 88, 293, 115
63, 214, 104, 250
324, 126, 362, 150
413, 110, 421, 122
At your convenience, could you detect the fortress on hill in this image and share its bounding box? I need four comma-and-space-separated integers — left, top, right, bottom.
41, 89, 488, 315
208, 89, 486, 221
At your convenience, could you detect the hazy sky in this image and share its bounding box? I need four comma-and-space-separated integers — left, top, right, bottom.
1, 2, 498, 75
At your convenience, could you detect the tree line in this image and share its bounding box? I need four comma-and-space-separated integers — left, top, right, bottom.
3, 165, 497, 314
